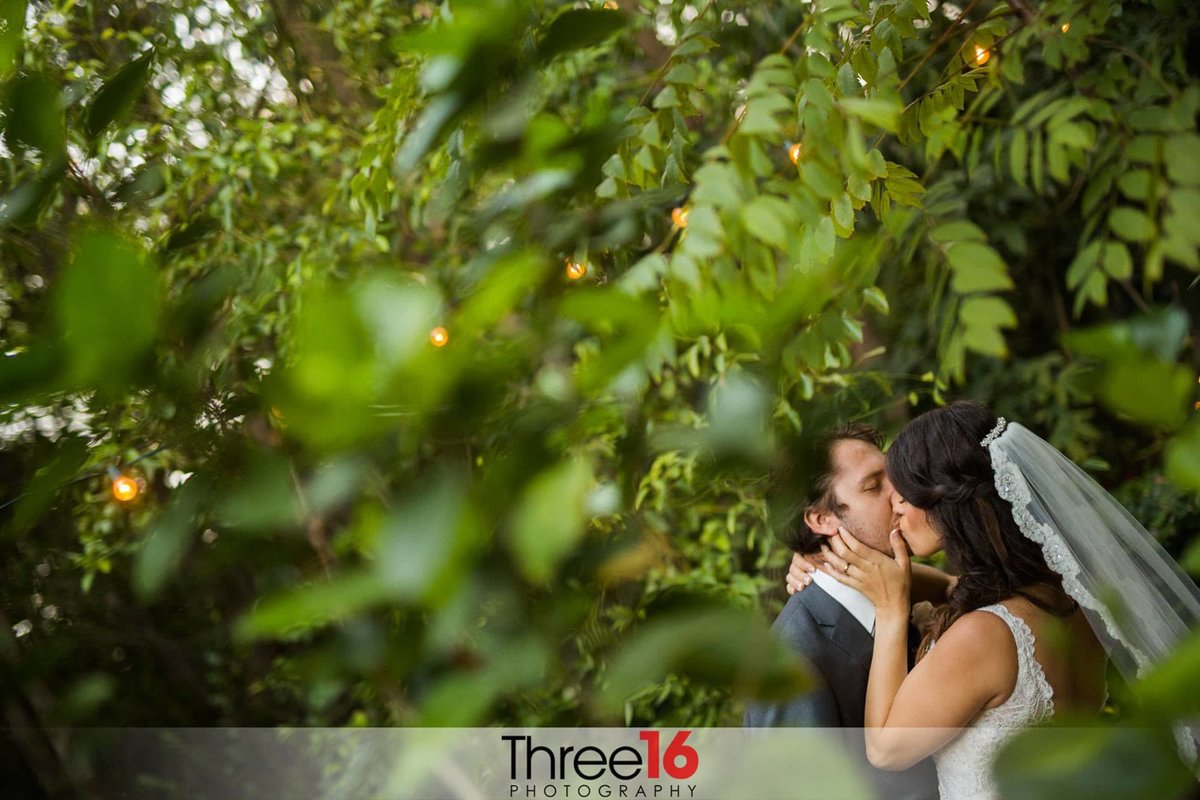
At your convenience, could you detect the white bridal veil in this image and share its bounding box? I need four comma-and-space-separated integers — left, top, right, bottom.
984, 419, 1200, 758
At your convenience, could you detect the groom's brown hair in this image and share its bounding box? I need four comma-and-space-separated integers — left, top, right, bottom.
778, 422, 882, 555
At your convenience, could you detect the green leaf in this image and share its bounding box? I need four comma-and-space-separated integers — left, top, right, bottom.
1050, 121, 1093, 149
508, 457, 593, 583
376, 472, 470, 602
619, 253, 667, 294
652, 85, 678, 109
1164, 134, 1200, 185
1108, 207, 1156, 242
691, 162, 745, 209
994, 726, 1195, 800
1126, 134, 1162, 163
801, 159, 845, 200
738, 103, 781, 136
537, 9, 625, 61
946, 242, 1013, 293
53, 228, 160, 386
2, 73, 64, 154
1066, 241, 1101, 289
213, 450, 299, 532
847, 174, 872, 203
831, 193, 854, 232
674, 36, 716, 58
0, 341, 64, 404
1064, 308, 1189, 363
931, 220, 986, 243
84, 50, 155, 142
741, 196, 792, 249
1010, 129, 1028, 188
135, 479, 207, 600
862, 286, 889, 315
663, 62, 696, 84
1168, 188, 1200, 232
959, 296, 1018, 357
1136, 627, 1200, 717
1117, 170, 1153, 201
960, 322, 1007, 357
235, 572, 392, 641
1099, 357, 1191, 430
1165, 421, 1200, 493
839, 98, 901, 132
600, 602, 812, 712
638, 116, 660, 147
397, 94, 466, 170
960, 296, 1018, 329
0, 0, 27, 80
0, 164, 65, 229
1100, 241, 1133, 279
1030, 130, 1045, 195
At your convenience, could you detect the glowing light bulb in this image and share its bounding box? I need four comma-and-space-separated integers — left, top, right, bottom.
1060, 22, 1070, 33
603, 0, 618, 7
671, 207, 690, 228
429, 326, 449, 347
565, 259, 588, 280
973, 45, 990, 66
788, 142, 803, 164
112, 475, 139, 503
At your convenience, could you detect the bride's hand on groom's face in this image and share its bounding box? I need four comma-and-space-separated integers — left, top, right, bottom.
820, 527, 912, 619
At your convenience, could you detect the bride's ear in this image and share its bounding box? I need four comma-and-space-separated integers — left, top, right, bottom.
803, 507, 837, 537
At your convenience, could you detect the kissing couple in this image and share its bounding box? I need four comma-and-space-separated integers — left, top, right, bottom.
746, 400, 1200, 800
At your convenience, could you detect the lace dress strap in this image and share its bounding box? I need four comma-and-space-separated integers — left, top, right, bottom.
976, 604, 1056, 720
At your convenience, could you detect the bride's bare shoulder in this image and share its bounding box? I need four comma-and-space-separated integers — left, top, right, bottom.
930, 609, 1020, 667
941, 608, 1018, 646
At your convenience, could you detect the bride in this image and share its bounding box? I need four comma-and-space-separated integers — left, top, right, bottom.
804, 400, 1200, 800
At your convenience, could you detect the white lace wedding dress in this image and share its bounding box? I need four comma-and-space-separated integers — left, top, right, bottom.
931, 604, 1056, 800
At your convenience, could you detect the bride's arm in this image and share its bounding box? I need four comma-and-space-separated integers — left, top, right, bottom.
785, 553, 955, 603
862, 610, 1014, 769
821, 529, 1013, 770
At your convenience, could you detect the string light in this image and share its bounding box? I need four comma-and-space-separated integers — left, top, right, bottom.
972, 45, 991, 66
429, 326, 449, 347
788, 142, 803, 164
565, 259, 588, 280
671, 206, 690, 228
1060, 22, 1071, 33
108, 467, 140, 503
0, 446, 167, 516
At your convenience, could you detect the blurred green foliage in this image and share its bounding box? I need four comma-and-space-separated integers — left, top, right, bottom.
1, 0, 1199, 796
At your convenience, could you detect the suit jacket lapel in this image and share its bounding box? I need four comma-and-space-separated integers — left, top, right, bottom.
802, 584, 874, 673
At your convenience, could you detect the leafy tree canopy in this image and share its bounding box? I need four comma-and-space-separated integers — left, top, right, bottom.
1, 0, 1199, 795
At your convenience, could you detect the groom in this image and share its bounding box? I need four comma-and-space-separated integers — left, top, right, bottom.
744, 423, 941, 799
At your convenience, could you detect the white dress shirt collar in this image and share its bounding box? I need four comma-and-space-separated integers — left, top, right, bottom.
811, 568, 876, 636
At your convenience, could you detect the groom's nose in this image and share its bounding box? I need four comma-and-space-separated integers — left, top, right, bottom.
881, 475, 898, 505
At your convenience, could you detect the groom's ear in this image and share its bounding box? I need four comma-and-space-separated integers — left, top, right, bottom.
803, 507, 838, 537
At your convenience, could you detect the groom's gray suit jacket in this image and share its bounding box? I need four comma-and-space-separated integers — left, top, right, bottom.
744, 583, 939, 800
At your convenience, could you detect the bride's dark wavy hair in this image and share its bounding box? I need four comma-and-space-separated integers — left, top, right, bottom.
886, 400, 1075, 659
